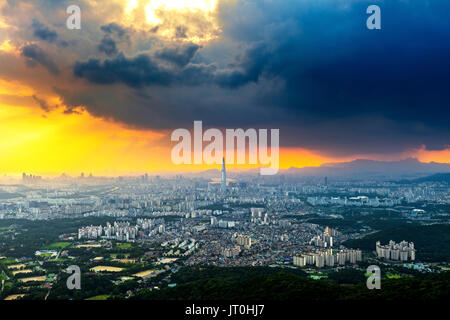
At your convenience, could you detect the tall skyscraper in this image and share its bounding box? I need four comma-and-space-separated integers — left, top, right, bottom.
221, 157, 226, 191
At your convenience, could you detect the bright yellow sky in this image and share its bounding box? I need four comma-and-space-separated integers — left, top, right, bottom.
0, 102, 166, 176
121, 0, 221, 43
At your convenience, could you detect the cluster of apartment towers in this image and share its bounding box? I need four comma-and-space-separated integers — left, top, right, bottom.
293, 227, 362, 268
376, 240, 416, 261
78, 219, 166, 241
223, 234, 252, 257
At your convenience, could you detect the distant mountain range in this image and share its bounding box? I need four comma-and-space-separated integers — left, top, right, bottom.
283, 158, 450, 179
397, 172, 450, 184
185, 158, 450, 180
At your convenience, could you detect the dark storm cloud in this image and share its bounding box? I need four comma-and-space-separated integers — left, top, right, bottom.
21, 44, 60, 75
216, 0, 450, 153
73, 53, 173, 87
97, 23, 131, 57
73, 48, 256, 88
98, 36, 118, 56
31, 19, 58, 43
66, 0, 450, 156
100, 23, 128, 40
155, 43, 201, 67
32, 95, 52, 112
30, 19, 70, 48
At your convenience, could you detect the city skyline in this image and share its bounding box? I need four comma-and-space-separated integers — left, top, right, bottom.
0, 155, 448, 178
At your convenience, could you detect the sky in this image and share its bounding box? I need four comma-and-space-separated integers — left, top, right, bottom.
0, 0, 449, 176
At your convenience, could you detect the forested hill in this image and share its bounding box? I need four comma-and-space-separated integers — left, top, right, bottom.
131, 269, 450, 301
397, 173, 450, 184
343, 224, 450, 262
